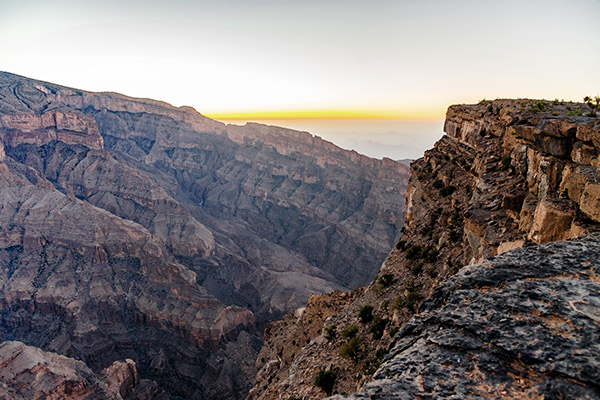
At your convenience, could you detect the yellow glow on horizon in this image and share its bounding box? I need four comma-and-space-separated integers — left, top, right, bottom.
205, 108, 444, 121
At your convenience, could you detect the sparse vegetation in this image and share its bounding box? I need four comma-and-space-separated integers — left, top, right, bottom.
584, 96, 600, 117
325, 326, 337, 342
389, 326, 400, 337
405, 244, 423, 260
410, 261, 424, 275
369, 316, 388, 339
528, 100, 547, 113
358, 306, 374, 323
341, 324, 359, 339
378, 273, 395, 288
314, 369, 337, 395
395, 240, 406, 250
339, 337, 361, 361
501, 154, 511, 171
566, 109, 583, 117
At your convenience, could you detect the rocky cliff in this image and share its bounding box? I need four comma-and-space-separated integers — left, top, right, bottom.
249, 99, 600, 399
0, 72, 409, 399
0, 341, 167, 399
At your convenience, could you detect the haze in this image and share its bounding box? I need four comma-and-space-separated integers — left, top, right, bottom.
2, 0, 599, 158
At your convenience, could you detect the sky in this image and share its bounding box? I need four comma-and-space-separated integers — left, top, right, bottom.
1, 0, 599, 158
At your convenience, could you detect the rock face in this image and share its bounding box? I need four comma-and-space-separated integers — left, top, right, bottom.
328, 234, 600, 399
0, 341, 166, 399
0, 72, 409, 399
250, 99, 600, 399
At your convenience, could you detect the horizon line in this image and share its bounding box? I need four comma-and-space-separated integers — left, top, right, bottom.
204, 110, 445, 121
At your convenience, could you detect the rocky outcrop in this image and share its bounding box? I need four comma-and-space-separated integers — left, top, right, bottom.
0, 341, 166, 399
0, 71, 409, 399
328, 234, 600, 399
250, 99, 600, 399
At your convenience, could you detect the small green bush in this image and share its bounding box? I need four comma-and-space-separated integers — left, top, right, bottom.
341, 324, 359, 339
410, 261, 424, 275
566, 109, 583, 116
369, 316, 388, 339
358, 306, 374, 323
378, 274, 395, 288
362, 356, 381, 375
405, 291, 421, 312
405, 244, 423, 260
395, 240, 406, 250
314, 369, 337, 395
325, 326, 337, 342
339, 337, 361, 360
389, 326, 400, 337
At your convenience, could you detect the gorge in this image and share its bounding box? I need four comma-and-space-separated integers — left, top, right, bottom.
0, 72, 599, 399
0, 72, 408, 399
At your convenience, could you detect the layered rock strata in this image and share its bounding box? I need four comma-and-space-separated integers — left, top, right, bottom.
250, 99, 600, 399
0, 341, 166, 399
0, 71, 409, 399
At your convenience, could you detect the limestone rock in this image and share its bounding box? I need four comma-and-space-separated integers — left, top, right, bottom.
327, 235, 600, 399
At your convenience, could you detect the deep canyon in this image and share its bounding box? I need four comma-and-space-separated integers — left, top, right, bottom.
0, 73, 599, 400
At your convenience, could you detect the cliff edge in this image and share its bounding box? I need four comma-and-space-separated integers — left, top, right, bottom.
249, 99, 600, 399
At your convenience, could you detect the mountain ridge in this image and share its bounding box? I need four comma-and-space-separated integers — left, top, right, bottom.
0, 72, 409, 399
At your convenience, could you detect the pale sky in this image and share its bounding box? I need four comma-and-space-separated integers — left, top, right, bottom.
1, 0, 599, 119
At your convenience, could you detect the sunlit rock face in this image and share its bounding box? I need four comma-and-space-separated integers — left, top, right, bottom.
0, 72, 409, 399
250, 99, 600, 400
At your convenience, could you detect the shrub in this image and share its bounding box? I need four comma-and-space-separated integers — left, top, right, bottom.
389, 326, 400, 337
584, 95, 600, 117
369, 316, 388, 339
410, 261, 424, 275
378, 274, 395, 288
566, 109, 583, 116
358, 306, 374, 323
341, 324, 359, 339
395, 240, 406, 250
439, 185, 456, 198
339, 337, 361, 360
405, 244, 423, 260
362, 356, 381, 375
325, 326, 337, 342
500, 154, 511, 171
314, 369, 337, 395
405, 291, 421, 312
529, 100, 546, 113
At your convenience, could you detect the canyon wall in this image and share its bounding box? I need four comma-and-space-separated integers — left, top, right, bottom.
0, 72, 408, 399
249, 99, 600, 399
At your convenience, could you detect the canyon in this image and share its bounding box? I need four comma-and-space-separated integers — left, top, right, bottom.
0, 72, 409, 399
1, 71, 599, 399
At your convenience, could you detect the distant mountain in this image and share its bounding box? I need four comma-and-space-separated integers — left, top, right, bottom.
396, 158, 413, 166
0, 72, 409, 399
